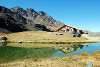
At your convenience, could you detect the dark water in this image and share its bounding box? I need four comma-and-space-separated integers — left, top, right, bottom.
0, 43, 100, 63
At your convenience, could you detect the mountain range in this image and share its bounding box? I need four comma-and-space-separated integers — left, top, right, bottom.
0, 6, 64, 33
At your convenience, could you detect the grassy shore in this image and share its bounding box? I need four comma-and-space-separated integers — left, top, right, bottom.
0, 31, 86, 41
0, 51, 100, 67
0, 31, 99, 43
0, 41, 97, 44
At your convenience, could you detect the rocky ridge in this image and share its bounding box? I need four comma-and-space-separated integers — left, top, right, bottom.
10, 6, 64, 31
0, 6, 60, 33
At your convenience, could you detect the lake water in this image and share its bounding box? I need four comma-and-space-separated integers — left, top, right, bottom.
51, 43, 100, 58
0, 43, 100, 63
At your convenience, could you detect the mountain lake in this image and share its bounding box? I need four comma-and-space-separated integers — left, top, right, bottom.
0, 43, 100, 63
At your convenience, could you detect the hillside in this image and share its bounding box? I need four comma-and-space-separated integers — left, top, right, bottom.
2, 31, 87, 42
82, 30, 100, 37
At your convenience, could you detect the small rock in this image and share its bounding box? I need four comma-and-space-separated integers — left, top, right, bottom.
18, 41, 22, 43
86, 61, 93, 67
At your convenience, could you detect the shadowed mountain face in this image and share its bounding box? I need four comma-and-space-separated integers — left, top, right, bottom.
0, 12, 27, 32
0, 6, 64, 33
11, 6, 64, 31
0, 6, 29, 33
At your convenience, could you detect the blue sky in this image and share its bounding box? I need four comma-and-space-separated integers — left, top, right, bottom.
0, 0, 100, 32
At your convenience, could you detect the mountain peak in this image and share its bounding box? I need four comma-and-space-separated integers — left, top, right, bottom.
26, 8, 36, 13
11, 6, 27, 15
14, 6, 20, 8
11, 6, 23, 11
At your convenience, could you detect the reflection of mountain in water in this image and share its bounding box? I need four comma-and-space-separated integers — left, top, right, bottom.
0, 46, 56, 63
56, 45, 84, 54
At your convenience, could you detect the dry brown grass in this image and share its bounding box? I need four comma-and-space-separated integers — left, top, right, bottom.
1, 31, 87, 42
1, 55, 100, 67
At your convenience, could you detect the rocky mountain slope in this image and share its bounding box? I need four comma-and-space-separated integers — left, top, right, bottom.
0, 6, 64, 33
10, 6, 64, 31
0, 6, 27, 32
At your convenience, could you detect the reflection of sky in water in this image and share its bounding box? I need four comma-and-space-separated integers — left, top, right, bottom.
50, 43, 100, 58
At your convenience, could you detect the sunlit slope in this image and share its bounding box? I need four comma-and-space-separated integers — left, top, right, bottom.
2, 31, 87, 42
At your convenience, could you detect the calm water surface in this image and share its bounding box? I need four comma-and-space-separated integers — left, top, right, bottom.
0, 43, 100, 63
51, 43, 100, 58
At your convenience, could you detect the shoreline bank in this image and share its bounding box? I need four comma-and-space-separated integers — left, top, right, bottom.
0, 41, 99, 44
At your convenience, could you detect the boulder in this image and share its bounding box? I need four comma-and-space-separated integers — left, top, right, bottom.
0, 36, 7, 41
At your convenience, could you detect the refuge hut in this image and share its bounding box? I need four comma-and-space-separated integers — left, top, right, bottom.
56, 25, 83, 34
